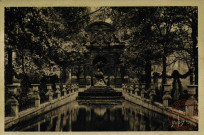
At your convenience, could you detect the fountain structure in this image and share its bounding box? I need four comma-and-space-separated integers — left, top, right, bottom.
77, 68, 124, 104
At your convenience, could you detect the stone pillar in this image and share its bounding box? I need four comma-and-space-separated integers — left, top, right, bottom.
68, 111, 72, 131
135, 84, 139, 96
75, 84, 78, 91
47, 116, 53, 131
55, 83, 61, 99
11, 97, 19, 117
71, 84, 74, 93
162, 118, 169, 130
133, 85, 136, 94
141, 84, 146, 99
46, 84, 53, 102
134, 113, 140, 131
74, 84, 76, 92
62, 111, 67, 127
7, 84, 19, 95
7, 84, 20, 117
8, 96, 19, 117
32, 84, 40, 107
148, 115, 153, 131
73, 84, 76, 92
130, 85, 134, 94
48, 93, 53, 102
37, 121, 41, 131
139, 115, 146, 131
126, 85, 129, 93
185, 85, 198, 116
162, 84, 172, 107
62, 84, 67, 96
85, 109, 91, 122
149, 84, 156, 103
68, 84, 71, 94
55, 113, 61, 131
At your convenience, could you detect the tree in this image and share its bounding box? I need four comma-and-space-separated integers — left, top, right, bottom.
175, 7, 198, 84
110, 7, 197, 91
110, 7, 163, 88
5, 7, 90, 85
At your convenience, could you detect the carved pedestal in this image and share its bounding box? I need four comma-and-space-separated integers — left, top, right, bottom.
7, 84, 20, 117
162, 84, 172, 107
32, 84, 41, 107
185, 85, 198, 116
135, 84, 139, 96
46, 84, 54, 102
56, 84, 61, 99
141, 84, 146, 99
62, 84, 67, 96
149, 85, 156, 103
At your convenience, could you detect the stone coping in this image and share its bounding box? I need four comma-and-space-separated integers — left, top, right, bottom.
115, 88, 198, 126
5, 91, 78, 129
5, 86, 198, 129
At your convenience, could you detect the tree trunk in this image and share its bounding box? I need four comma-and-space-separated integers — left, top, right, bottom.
21, 49, 25, 73
162, 55, 167, 85
162, 49, 167, 97
7, 48, 13, 84
191, 23, 198, 85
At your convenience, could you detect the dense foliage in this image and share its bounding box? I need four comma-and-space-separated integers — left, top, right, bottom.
5, 7, 198, 90
109, 7, 197, 87
5, 7, 90, 84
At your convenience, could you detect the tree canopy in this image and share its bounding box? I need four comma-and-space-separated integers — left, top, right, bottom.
5, 7, 90, 74
109, 7, 197, 86
5, 7, 198, 86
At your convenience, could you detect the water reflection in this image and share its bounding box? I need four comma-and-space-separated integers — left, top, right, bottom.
7, 100, 175, 131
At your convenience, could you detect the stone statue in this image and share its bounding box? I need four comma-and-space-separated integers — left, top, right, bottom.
94, 68, 106, 86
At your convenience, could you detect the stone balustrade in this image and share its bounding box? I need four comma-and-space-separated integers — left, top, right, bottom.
6, 83, 79, 118
122, 82, 198, 117
6, 81, 197, 119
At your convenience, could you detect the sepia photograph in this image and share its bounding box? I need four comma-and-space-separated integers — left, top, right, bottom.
4, 6, 199, 132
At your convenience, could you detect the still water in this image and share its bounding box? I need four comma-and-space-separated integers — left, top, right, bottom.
7, 100, 181, 131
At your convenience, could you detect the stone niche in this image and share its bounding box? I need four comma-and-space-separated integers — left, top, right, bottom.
75, 21, 125, 87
